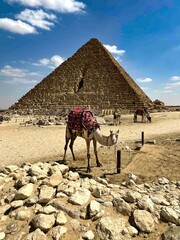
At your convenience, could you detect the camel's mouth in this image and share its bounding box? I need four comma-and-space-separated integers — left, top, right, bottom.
148, 116, 152, 122
111, 134, 119, 144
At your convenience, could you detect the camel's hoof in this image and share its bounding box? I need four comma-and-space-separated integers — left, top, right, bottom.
97, 163, 102, 167
62, 160, 68, 165
87, 168, 92, 173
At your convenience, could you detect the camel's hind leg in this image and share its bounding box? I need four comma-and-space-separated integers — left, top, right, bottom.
142, 114, 144, 123
93, 139, 102, 167
86, 139, 91, 173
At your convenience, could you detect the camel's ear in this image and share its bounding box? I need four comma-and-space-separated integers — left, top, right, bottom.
110, 130, 113, 134
116, 130, 119, 134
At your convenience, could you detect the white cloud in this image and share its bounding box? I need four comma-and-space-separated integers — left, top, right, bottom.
163, 89, 173, 93
0, 65, 28, 77
170, 76, 180, 81
0, 65, 39, 79
136, 77, 152, 83
16, 9, 57, 30
140, 87, 150, 90
164, 86, 172, 90
51, 55, 64, 67
3, 78, 38, 85
33, 55, 64, 68
29, 72, 40, 76
103, 44, 126, 56
167, 81, 180, 87
39, 58, 50, 66
6, 0, 86, 13
0, 18, 37, 34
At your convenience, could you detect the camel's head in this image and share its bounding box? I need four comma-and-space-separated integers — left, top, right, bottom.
147, 113, 152, 122
110, 130, 119, 144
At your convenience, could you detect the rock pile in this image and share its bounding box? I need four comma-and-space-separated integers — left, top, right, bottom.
0, 162, 179, 240
153, 99, 167, 112
21, 116, 107, 127
21, 116, 65, 127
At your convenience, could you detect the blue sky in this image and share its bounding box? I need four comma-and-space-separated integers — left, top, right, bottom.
0, 0, 180, 109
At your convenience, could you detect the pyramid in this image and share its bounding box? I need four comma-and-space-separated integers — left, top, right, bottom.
10, 38, 153, 114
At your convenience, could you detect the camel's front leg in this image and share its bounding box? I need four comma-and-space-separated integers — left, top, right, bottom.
93, 139, 102, 167
69, 135, 76, 161
86, 140, 91, 172
63, 136, 70, 161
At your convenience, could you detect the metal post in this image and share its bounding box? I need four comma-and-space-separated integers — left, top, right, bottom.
142, 131, 144, 145
117, 150, 121, 173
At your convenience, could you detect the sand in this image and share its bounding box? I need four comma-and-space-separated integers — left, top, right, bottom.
0, 111, 179, 182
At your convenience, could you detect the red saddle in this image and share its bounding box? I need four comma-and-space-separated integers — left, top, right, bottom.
67, 107, 99, 131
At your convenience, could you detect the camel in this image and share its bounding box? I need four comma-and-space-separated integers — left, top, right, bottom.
113, 110, 121, 126
63, 108, 119, 172
0, 115, 3, 123
134, 108, 151, 123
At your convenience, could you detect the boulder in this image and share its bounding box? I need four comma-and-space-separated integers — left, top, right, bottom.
32, 214, 56, 232
68, 188, 91, 205
96, 217, 129, 240
15, 183, 35, 200
133, 210, 155, 233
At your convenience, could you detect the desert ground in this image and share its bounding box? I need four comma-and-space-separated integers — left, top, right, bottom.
0, 111, 179, 184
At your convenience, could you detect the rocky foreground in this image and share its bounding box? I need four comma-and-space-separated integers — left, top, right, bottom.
0, 161, 179, 240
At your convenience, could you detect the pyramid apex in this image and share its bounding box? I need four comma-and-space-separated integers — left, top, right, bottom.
89, 38, 100, 42
86, 38, 102, 45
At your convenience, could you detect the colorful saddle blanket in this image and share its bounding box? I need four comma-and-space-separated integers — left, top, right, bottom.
67, 107, 99, 131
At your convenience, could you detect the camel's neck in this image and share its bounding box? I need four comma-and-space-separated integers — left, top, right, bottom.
93, 129, 115, 146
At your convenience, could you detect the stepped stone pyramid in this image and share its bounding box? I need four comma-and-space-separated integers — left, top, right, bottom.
10, 38, 153, 114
